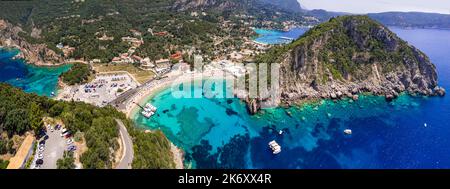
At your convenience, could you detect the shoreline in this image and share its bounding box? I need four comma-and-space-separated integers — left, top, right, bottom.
125, 70, 236, 169
0, 46, 69, 67
125, 70, 234, 118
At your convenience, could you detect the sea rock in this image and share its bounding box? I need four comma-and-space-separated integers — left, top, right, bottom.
330, 93, 337, 99
434, 86, 446, 96
385, 94, 395, 102
345, 92, 353, 98
245, 98, 261, 115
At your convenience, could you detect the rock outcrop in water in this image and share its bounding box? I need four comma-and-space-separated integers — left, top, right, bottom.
270, 15, 445, 105
0, 19, 63, 66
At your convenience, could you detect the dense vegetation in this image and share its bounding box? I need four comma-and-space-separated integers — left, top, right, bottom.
61, 63, 91, 85
0, 0, 234, 62
0, 159, 8, 169
0, 134, 15, 156
0, 84, 174, 169
0, 0, 323, 63
121, 119, 175, 169
257, 15, 418, 82
57, 151, 75, 169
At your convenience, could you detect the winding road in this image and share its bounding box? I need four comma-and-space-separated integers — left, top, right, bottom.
115, 119, 134, 169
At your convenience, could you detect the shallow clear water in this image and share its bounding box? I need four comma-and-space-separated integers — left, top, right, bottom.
133, 28, 450, 169
253, 28, 308, 45
0, 48, 71, 97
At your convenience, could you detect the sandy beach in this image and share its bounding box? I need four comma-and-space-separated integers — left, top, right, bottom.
124, 69, 235, 169
125, 68, 233, 118
56, 66, 235, 169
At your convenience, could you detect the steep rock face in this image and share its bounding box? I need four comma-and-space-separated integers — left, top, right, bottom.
278, 16, 444, 103
0, 19, 63, 66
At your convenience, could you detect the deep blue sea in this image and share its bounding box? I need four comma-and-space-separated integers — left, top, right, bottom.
133, 28, 450, 169
0, 48, 71, 97
253, 28, 308, 45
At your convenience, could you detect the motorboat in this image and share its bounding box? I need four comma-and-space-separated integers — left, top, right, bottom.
268, 140, 281, 154
344, 129, 352, 135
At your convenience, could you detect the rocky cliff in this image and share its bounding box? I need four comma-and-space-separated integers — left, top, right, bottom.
250, 16, 445, 113
279, 16, 445, 105
0, 19, 63, 66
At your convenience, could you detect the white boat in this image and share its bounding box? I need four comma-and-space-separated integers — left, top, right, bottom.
268, 140, 281, 154
344, 129, 352, 135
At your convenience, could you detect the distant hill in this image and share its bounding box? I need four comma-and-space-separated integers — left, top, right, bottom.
173, 0, 302, 13
258, 0, 302, 13
368, 12, 450, 29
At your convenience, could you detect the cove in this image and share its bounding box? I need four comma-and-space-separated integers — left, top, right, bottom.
134, 28, 450, 169
253, 27, 308, 45
0, 48, 71, 97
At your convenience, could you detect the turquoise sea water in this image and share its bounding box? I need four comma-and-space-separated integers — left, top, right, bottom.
253, 28, 308, 45
134, 28, 450, 169
0, 48, 71, 97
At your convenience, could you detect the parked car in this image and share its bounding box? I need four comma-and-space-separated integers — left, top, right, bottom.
63, 131, 71, 136
66, 139, 73, 145
38, 153, 44, 159
39, 140, 45, 145
43, 135, 49, 140
35, 159, 44, 165
37, 129, 46, 139
61, 130, 69, 137
39, 146, 44, 152
67, 145, 76, 151
64, 134, 72, 139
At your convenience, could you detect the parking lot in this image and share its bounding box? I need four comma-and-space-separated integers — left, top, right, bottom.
59, 72, 139, 107
31, 124, 75, 169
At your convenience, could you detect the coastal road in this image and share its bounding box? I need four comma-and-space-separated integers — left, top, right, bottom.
115, 119, 134, 169
109, 75, 168, 110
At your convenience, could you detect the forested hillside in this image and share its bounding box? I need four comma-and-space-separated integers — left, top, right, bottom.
0, 0, 323, 63
0, 83, 174, 169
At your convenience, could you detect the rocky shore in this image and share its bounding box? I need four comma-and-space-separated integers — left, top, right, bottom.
246, 16, 446, 114
0, 19, 64, 66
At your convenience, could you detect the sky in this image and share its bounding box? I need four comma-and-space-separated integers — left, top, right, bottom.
300, 0, 450, 14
